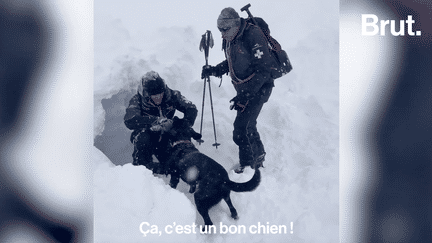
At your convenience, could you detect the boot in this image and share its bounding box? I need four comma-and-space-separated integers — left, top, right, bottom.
234, 164, 246, 174
235, 145, 255, 173
251, 152, 266, 169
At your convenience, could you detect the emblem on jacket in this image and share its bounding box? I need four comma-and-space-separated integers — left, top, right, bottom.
254, 49, 264, 59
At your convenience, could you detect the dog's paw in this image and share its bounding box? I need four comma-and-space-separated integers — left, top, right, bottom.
231, 213, 239, 220
189, 184, 196, 193
169, 182, 179, 189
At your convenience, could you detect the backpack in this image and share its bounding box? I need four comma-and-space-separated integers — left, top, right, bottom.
246, 17, 293, 79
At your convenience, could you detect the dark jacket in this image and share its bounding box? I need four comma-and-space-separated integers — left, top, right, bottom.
216, 18, 276, 101
124, 87, 197, 137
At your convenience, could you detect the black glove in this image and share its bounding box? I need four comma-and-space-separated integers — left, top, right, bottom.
201, 65, 215, 79
230, 96, 249, 113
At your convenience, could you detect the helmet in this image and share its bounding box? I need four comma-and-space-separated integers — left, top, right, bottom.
138, 71, 166, 97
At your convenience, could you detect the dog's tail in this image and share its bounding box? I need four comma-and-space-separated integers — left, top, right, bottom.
227, 169, 261, 192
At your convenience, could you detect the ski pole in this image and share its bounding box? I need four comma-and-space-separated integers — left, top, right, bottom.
207, 72, 220, 148
199, 30, 220, 148
198, 31, 210, 145
198, 73, 206, 145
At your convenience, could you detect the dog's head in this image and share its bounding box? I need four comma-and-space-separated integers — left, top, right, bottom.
168, 116, 202, 143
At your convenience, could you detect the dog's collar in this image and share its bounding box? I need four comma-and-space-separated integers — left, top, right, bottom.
171, 140, 191, 147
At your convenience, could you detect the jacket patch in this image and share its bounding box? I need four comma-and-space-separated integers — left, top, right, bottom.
252, 43, 263, 50
254, 49, 264, 59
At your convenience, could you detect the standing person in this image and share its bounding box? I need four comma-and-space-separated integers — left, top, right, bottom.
201, 7, 275, 173
124, 71, 197, 174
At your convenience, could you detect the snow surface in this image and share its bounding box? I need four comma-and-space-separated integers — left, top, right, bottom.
94, 1, 338, 242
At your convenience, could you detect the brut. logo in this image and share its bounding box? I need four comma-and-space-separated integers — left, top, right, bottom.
362, 14, 421, 36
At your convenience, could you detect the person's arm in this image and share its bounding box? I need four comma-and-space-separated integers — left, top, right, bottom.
214, 59, 229, 77
124, 94, 158, 130
171, 90, 198, 127
201, 59, 229, 79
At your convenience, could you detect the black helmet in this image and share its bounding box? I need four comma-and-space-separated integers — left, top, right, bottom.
139, 71, 166, 97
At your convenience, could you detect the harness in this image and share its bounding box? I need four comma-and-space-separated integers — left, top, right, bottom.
223, 20, 256, 85
168, 140, 199, 167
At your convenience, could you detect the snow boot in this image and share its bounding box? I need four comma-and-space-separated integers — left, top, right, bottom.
234, 164, 246, 174
234, 153, 266, 173
251, 153, 266, 169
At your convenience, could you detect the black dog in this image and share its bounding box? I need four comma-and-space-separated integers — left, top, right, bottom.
165, 117, 261, 226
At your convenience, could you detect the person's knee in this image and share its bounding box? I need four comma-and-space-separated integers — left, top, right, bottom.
133, 131, 155, 166
134, 130, 151, 144
134, 131, 153, 151
233, 127, 247, 145
247, 129, 260, 141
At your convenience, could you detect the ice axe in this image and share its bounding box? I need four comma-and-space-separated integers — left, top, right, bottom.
241, 3, 281, 53
241, 3, 258, 25
199, 30, 220, 148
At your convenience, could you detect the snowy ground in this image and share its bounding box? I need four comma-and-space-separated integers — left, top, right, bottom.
94, 1, 338, 242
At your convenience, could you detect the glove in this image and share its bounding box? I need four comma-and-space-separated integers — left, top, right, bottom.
150, 118, 173, 132
230, 96, 249, 113
201, 65, 215, 79
160, 118, 173, 132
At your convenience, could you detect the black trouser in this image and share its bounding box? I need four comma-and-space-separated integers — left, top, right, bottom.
131, 129, 170, 173
233, 83, 273, 166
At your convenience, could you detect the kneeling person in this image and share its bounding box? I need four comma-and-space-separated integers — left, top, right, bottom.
124, 71, 197, 174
